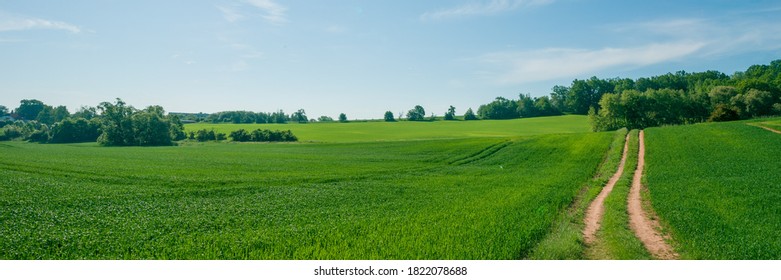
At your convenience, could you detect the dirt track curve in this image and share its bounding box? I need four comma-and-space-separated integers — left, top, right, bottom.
628, 130, 678, 260
583, 134, 630, 244
753, 124, 781, 134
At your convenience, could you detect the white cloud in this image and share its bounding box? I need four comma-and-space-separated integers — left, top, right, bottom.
217, 0, 288, 25
479, 42, 706, 84
245, 0, 288, 25
217, 6, 244, 23
0, 16, 81, 33
421, 0, 553, 21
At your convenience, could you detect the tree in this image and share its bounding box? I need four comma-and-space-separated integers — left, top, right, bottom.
318, 116, 334, 122
16, 99, 46, 120
406, 105, 426, 121
132, 106, 173, 146
0, 105, 8, 116
97, 98, 136, 146
384, 111, 395, 122
52, 106, 70, 123
72, 106, 97, 120
516, 95, 538, 118
444, 105, 456, 120
477, 97, 517, 119
36, 106, 55, 125
338, 113, 348, 122
550, 85, 570, 113
463, 108, 477, 120
291, 109, 308, 123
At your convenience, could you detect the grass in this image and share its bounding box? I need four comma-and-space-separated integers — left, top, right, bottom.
644, 118, 781, 259
526, 128, 627, 259
587, 129, 650, 259
185, 115, 590, 143
0, 115, 614, 259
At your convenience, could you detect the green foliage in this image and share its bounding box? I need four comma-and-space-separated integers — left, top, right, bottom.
15, 99, 45, 121
318, 116, 334, 122
383, 111, 395, 122
644, 119, 781, 259
463, 108, 478, 120
406, 105, 426, 121
338, 113, 348, 123
477, 97, 517, 119
0, 105, 8, 116
97, 99, 183, 146
49, 118, 101, 143
291, 109, 308, 123
444, 106, 456, 120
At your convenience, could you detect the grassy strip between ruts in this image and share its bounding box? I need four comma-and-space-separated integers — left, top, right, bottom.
587, 129, 651, 259
526, 128, 628, 259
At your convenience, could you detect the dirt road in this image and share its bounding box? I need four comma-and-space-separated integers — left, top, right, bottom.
627, 130, 678, 260
583, 134, 630, 244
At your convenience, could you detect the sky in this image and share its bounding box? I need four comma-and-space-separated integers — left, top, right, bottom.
1, 0, 781, 119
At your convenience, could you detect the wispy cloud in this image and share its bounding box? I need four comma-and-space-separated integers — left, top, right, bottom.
479, 42, 706, 84
245, 0, 288, 25
477, 16, 781, 85
220, 0, 287, 25
0, 15, 81, 33
217, 5, 244, 23
421, 0, 553, 21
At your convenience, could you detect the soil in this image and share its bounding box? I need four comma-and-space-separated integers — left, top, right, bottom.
627, 130, 679, 260
583, 134, 630, 244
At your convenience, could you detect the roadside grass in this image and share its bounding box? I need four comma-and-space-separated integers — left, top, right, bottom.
526, 128, 627, 259
0, 130, 612, 259
185, 115, 590, 143
644, 118, 781, 259
587, 129, 651, 259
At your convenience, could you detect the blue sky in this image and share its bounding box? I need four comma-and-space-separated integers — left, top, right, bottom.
1, 0, 780, 119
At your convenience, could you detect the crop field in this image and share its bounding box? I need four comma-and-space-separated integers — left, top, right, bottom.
0, 116, 616, 259
185, 115, 590, 142
644, 118, 781, 259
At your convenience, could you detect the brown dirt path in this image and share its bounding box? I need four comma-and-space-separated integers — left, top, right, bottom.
583, 134, 630, 244
628, 130, 678, 260
750, 123, 781, 134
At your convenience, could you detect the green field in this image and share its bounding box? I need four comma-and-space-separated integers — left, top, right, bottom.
0, 116, 616, 259
4, 115, 780, 259
185, 115, 590, 142
644, 118, 781, 259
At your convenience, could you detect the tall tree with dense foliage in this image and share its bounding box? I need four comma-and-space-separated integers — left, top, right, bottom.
15, 99, 46, 121
384, 111, 395, 122
463, 108, 477, 120
477, 97, 518, 119
291, 109, 308, 123
444, 106, 456, 120
338, 113, 348, 122
406, 105, 426, 121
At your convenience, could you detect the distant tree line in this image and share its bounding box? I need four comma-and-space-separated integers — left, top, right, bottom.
466, 59, 781, 130
229, 129, 298, 142
204, 109, 350, 124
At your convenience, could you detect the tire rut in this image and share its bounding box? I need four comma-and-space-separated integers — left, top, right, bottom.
628, 130, 678, 260
583, 133, 630, 244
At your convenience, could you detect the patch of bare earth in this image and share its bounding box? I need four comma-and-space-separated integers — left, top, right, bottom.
750, 123, 781, 134
628, 130, 679, 260
583, 134, 630, 244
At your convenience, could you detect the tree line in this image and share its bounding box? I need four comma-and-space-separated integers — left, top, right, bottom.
466, 59, 781, 131
1, 98, 186, 145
